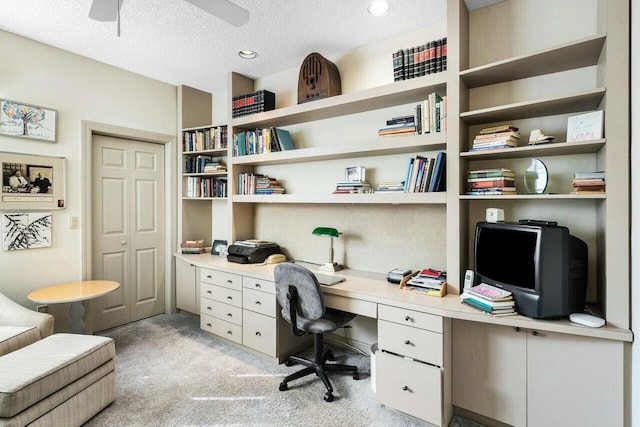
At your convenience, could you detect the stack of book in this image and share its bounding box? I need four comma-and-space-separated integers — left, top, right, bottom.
403, 151, 446, 193
469, 125, 520, 151
378, 116, 416, 137
375, 181, 404, 193
467, 168, 516, 196
232, 90, 276, 118
202, 161, 227, 173
460, 283, 517, 317
393, 37, 447, 81
233, 127, 294, 156
333, 181, 372, 194
238, 173, 285, 195
571, 171, 605, 194
180, 239, 205, 254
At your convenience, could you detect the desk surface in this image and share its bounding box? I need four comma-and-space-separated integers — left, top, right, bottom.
28, 280, 120, 304
176, 253, 633, 343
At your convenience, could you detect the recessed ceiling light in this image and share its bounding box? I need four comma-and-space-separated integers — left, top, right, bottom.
238, 50, 257, 59
367, 1, 391, 16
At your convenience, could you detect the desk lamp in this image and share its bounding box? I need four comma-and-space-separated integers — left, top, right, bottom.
312, 227, 343, 272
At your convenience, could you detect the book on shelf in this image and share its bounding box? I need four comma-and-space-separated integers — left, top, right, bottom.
232, 90, 275, 118
466, 188, 517, 196
375, 181, 404, 192
461, 293, 515, 309
571, 171, 606, 194
333, 180, 372, 194
182, 125, 228, 152
467, 168, 516, 179
478, 124, 518, 135
186, 176, 227, 198
467, 283, 513, 301
573, 171, 605, 180
233, 127, 295, 156
181, 239, 205, 254
238, 173, 285, 195
461, 299, 517, 316
469, 127, 520, 152
468, 178, 515, 189
393, 37, 447, 81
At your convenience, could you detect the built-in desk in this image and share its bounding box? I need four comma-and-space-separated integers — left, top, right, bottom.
175, 253, 632, 426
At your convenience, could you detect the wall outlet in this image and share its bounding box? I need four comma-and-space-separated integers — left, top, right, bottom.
36, 305, 49, 313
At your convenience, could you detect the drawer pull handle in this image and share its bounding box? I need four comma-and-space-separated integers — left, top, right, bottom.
402, 386, 409, 391
227, 296, 233, 300
404, 340, 412, 345
404, 316, 412, 322
207, 275, 212, 279
207, 290, 212, 294
207, 306, 212, 311
255, 301, 261, 305
255, 283, 261, 288
206, 323, 211, 327
227, 313, 232, 317
255, 331, 261, 336
227, 279, 233, 284
531, 330, 539, 336
227, 330, 233, 335
515, 327, 521, 333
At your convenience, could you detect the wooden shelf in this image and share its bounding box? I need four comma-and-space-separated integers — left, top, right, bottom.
182, 197, 228, 201
460, 139, 605, 160
232, 74, 447, 129
460, 88, 605, 125
182, 149, 227, 156
460, 193, 606, 200
232, 192, 447, 205
231, 133, 446, 166
182, 172, 227, 177
460, 35, 606, 88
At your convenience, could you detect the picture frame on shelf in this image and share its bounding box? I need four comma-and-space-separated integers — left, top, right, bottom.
566, 110, 604, 142
0, 151, 66, 210
345, 166, 365, 182
0, 99, 57, 142
211, 239, 228, 256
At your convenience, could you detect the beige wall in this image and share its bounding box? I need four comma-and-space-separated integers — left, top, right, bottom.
0, 30, 177, 319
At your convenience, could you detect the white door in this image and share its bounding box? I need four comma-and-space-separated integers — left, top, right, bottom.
92, 134, 165, 332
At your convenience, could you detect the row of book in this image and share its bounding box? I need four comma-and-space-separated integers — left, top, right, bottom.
467, 168, 516, 196
377, 93, 447, 137
403, 152, 446, 193
185, 177, 227, 198
571, 171, 605, 194
184, 156, 227, 174
232, 127, 294, 157
469, 125, 520, 151
232, 90, 276, 118
180, 239, 205, 254
393, 37, 447, 81
238, 173, 285, 195
460, 283, 517, 317
333, 180, 373, 194
182, 126, 228, 152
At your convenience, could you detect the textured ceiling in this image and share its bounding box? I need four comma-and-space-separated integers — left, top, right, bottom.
0, 0, 500, 94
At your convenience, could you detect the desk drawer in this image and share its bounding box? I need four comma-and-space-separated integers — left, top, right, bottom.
201, 298, 242, 326
243, 310, 277, 356
201, 283, 242, 308
376, 351, 442, 426
243, 288, 277, 317
378, 319, 442, 366
379, 304, 443, 333
324, 294, 377, 318
200, 313, 242, 344
243, 276, 275, 294
200, 268, 242, 291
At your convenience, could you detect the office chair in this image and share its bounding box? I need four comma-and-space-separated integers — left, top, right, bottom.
274, 263, 359, 402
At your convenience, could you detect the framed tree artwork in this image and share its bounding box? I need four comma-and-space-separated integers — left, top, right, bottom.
0, 99, 57, 142
0, 151, 66, 210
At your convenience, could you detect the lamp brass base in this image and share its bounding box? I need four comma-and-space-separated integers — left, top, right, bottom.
318, 262, 343, 272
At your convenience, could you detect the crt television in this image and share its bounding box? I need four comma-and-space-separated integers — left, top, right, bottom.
473, 221, 588, 319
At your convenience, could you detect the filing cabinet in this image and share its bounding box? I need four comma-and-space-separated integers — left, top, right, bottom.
376, 304, 446, 426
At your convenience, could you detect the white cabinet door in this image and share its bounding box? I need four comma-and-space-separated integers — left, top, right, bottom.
452, 320, 527, 426
526, 330, 624, 427
175, 257, 198, 314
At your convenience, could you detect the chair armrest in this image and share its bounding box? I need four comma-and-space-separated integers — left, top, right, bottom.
0, 292, 54, 338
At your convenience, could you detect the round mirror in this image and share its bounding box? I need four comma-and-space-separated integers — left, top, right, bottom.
524, 158, 548, 194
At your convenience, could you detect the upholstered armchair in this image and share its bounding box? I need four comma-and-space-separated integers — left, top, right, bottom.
0, 291, 54, 339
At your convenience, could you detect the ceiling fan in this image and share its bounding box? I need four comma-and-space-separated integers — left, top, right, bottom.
89, 0, 250, 35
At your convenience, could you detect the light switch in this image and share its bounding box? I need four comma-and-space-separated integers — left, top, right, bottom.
68, 216, 79, 229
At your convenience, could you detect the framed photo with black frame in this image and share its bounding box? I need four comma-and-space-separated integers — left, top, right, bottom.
0, 151, 66, 210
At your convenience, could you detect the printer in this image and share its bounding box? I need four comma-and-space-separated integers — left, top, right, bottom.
227, 240, 281, 264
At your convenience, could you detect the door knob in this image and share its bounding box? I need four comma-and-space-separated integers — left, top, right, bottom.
121, 240, 126, 245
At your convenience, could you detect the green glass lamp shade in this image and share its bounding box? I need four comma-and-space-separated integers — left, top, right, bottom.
312, 227, 340, 238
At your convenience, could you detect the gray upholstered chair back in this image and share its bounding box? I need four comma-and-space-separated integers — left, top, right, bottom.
275, 263, 325, 323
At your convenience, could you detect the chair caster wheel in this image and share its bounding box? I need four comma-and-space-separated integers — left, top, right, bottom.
324, 392, 334, 402
353, 372, 360, 380
326, 350, 336, 361
279, 382, 288, 391
284, 360, 295, 367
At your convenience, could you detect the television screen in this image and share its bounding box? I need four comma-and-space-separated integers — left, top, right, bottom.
475, 227, 538, 291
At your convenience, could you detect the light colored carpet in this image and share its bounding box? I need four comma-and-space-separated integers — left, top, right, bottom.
87, 312, 484, 427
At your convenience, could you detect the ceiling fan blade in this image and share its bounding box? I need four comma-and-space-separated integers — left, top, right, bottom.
89, 0, 123, 22
184, 0, 250, 27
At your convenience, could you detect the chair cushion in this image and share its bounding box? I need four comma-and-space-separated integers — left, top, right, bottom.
297, 308, 357, 334
0, 333, 115, 418
0, 327, 41, 357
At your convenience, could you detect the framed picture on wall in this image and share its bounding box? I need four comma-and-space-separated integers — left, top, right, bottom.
0, 99, 57, 142
0, 151, 66, 210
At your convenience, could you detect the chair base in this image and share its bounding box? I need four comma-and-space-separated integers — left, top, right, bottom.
279, 333, 359, 402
